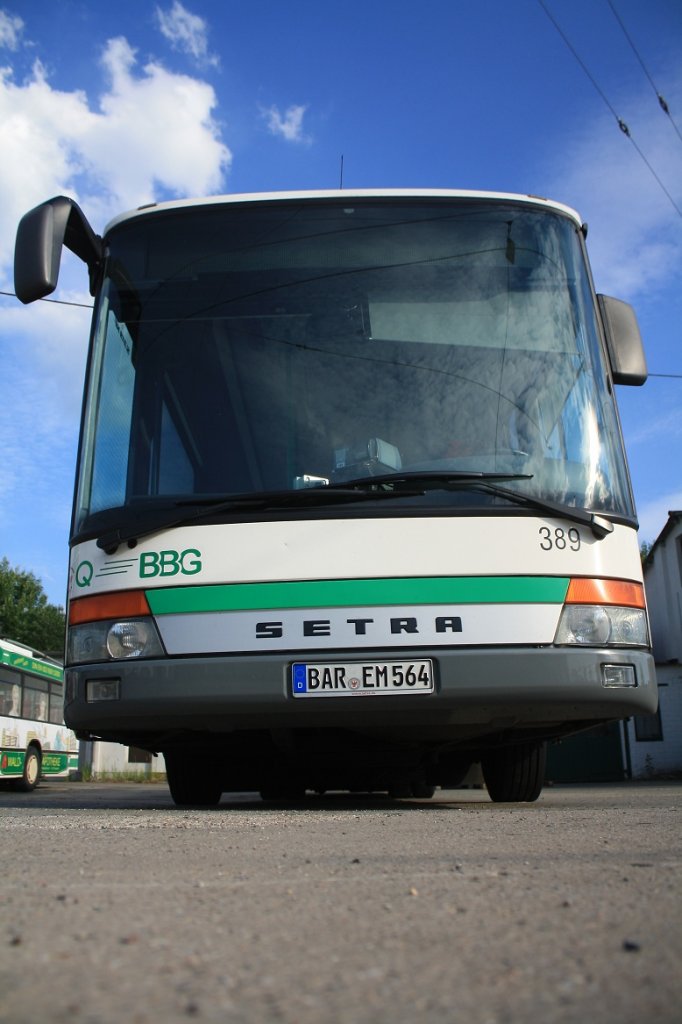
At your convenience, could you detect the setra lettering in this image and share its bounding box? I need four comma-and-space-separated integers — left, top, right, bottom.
390, 617, 419, 634
346, 618, 375, 635
435, 616, 462, 633
256, 621, 283, 639
303, 620, 331, 636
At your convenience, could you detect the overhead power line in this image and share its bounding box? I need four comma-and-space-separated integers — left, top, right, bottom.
0, 289, 93, 309
607, 0, 682, 144
538, 0, 682, 221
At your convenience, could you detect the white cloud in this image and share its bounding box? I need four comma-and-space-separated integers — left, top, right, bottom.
264, 104, 310, 144
0, 8, 23, 50
0, 39, 231, 283
90, 37, 230, 207
156, 1, 218, 67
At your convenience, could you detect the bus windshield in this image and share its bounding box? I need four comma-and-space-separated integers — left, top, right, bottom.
73, 198, 635, 539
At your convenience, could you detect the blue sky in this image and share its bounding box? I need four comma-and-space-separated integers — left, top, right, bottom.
1, 0, 680, 606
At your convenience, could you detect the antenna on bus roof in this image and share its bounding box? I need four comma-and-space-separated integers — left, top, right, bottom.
339, 154, 344, 189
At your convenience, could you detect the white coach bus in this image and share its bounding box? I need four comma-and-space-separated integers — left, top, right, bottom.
0, 637, 79, 790
14, 189, 656, 804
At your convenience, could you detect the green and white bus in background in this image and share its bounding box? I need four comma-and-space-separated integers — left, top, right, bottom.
15, 189, 657, 805
0, 637, 79, 790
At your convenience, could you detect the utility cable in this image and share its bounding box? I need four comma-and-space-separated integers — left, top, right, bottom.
0, 289, 93, 308
539, 1, 622, 122
607, 0, 682, 144
538, 0, 682, 220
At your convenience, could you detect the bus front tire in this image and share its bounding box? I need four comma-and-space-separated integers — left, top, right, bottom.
481, 741, 546, 802
16, 745, 41, 792
165, 751, 222, 807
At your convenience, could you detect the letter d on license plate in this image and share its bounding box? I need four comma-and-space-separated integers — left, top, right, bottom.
292, 660, 434, 698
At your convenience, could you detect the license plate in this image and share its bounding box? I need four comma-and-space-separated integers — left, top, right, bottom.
292, 660, 434, 698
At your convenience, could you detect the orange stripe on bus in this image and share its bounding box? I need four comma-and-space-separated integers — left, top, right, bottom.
69, 590, 151, 624
565, 578, 645, 608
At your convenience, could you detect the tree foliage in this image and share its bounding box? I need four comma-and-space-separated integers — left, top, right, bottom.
0, 558, 65, 656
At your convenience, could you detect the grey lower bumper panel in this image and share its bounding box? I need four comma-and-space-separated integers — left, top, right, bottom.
65, 646, 657, 744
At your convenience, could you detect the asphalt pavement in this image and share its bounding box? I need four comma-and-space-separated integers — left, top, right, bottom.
0, 781, 680, 1023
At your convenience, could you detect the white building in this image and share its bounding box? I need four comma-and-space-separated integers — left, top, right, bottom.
626, 511, 682, 778
83, 740, 166, 779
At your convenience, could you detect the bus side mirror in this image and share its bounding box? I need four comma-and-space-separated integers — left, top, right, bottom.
597, 294, 648, 386
14, 196, 103, 304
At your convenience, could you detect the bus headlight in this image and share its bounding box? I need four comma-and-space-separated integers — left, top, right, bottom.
554, 605, 649, 647
107, 620, 162, 659
68, 618, 165, 664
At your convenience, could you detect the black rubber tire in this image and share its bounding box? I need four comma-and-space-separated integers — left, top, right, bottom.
164, 751, 222, 807
387, 780, 414, 799
481, 741, 547, 802
16, 745, 41, 792
411, 781, 436, 799
259, 781, 306, 801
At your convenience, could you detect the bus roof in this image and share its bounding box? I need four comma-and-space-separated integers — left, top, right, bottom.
0, 637, 64, 682
105, 189, 584, 235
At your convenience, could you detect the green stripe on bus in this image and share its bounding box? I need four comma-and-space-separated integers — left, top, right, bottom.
41, 753, 70, 774
0, 649, 64, 682
0, 751, 24, 775
147, 576, 570, 615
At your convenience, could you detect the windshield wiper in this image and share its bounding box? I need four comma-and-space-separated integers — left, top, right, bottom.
95, 469, 613, 551
340, 470, 533, 487
348, 471, 614, 539
95, 481, 424, 551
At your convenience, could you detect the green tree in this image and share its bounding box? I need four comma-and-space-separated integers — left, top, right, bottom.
0, 558, 65, 656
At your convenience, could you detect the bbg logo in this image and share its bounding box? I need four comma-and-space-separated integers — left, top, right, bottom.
139, 549, 202, 578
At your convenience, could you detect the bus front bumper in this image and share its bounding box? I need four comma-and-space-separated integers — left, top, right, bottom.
64, 646, 657, 746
